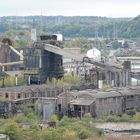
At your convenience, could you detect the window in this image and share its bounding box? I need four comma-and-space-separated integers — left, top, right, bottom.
17, 94, 21, 99
58, 104, 61, 112
127, 95, 134, 100
99, 99, 102, 104
104, 98, 107, 104
113, 97, 116, 103
5, 93, 8, 98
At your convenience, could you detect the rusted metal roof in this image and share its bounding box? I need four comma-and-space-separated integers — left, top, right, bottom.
70, 98, 95, 106
95, 91, 122, 98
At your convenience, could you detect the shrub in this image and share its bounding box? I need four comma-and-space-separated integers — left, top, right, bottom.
4, 120, 20, 139
14, 115, 30, 123
26, 112, 38, 122
121, 114, 132, 122
51, 114, 59, 125
106, 115, 118, 122
62, 130, 77, 140
42, 128, 61, 140
23, 107, 33, 116
102, 84, 109, 92
134, 112, 140, 121
78, 129, 91, 139
64, 73, 80, 85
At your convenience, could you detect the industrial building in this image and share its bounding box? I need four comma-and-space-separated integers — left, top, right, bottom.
0, 36, 139, 120
24, 35, 64, 84
0, 84, 140, 119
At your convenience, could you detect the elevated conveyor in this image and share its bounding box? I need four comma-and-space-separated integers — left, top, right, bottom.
44, 44, 83, 61
44, 44, 123, 72
0, 61, 23, 66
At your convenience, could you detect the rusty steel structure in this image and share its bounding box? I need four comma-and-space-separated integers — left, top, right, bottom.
24, 35, 64, 84
0, 38, 24, 71
0, 37, 131, 87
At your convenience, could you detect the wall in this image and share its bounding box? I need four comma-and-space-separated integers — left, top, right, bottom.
96, 96, 123, 116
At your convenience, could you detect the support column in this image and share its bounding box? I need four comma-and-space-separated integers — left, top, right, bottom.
114, 72, 117, 87
15, 74, 18, 86
122, 71, 126, 87
98, 72, 103, 89
109, 71, 112, 87
125, 71, 128, 85
28, 76, 31, 85
111, 72, 115, 87
105, 71, 109, 85
125, 70, 131, 86
128, 70, 131, 86
119, 72, 122, 87
2, 66, 5, 71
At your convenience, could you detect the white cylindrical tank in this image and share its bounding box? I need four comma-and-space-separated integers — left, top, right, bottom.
86, 48, 101, 61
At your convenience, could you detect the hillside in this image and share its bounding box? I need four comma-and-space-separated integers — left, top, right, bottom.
0, 15, 139, 41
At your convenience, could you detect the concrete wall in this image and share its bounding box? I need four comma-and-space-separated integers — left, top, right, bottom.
38, 100, 56, 120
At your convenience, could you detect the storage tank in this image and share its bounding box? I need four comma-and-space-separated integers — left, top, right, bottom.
86, 48, 101, 61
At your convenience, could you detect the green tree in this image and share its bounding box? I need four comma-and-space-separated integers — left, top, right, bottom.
4, 77, 15, 87
64, 73, 80, 86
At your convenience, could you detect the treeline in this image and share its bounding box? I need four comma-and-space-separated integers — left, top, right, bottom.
0, 15, 140, 40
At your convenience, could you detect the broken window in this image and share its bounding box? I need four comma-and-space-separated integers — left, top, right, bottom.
5, 93, 8, 98
58, 104, 61, 112
17, 94, 21, 99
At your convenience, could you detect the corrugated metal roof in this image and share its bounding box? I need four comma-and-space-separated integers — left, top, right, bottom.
0, 84, 49, 93
95, 91, 122, 98
119, 89, 140, 96
70, 98, 95, 106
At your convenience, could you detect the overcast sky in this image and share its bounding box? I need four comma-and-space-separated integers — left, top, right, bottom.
0, 0, 140, 17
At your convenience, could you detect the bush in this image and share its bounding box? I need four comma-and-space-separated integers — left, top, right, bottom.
106, 115, 119, 122
14, 115, 30, 123
23, 107, 33, 116
102, 84, 109, 92
42, 128, 61, 140
26, 112, 38, 122
78, 129, 91, 139
51, 114, 59, 125
64, 73, 81, 85
121, 114, 132, 122
62, 130, 77, 140
4, 120, 20, 139
134, 112, 140, 121
59, 116, 80, 126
